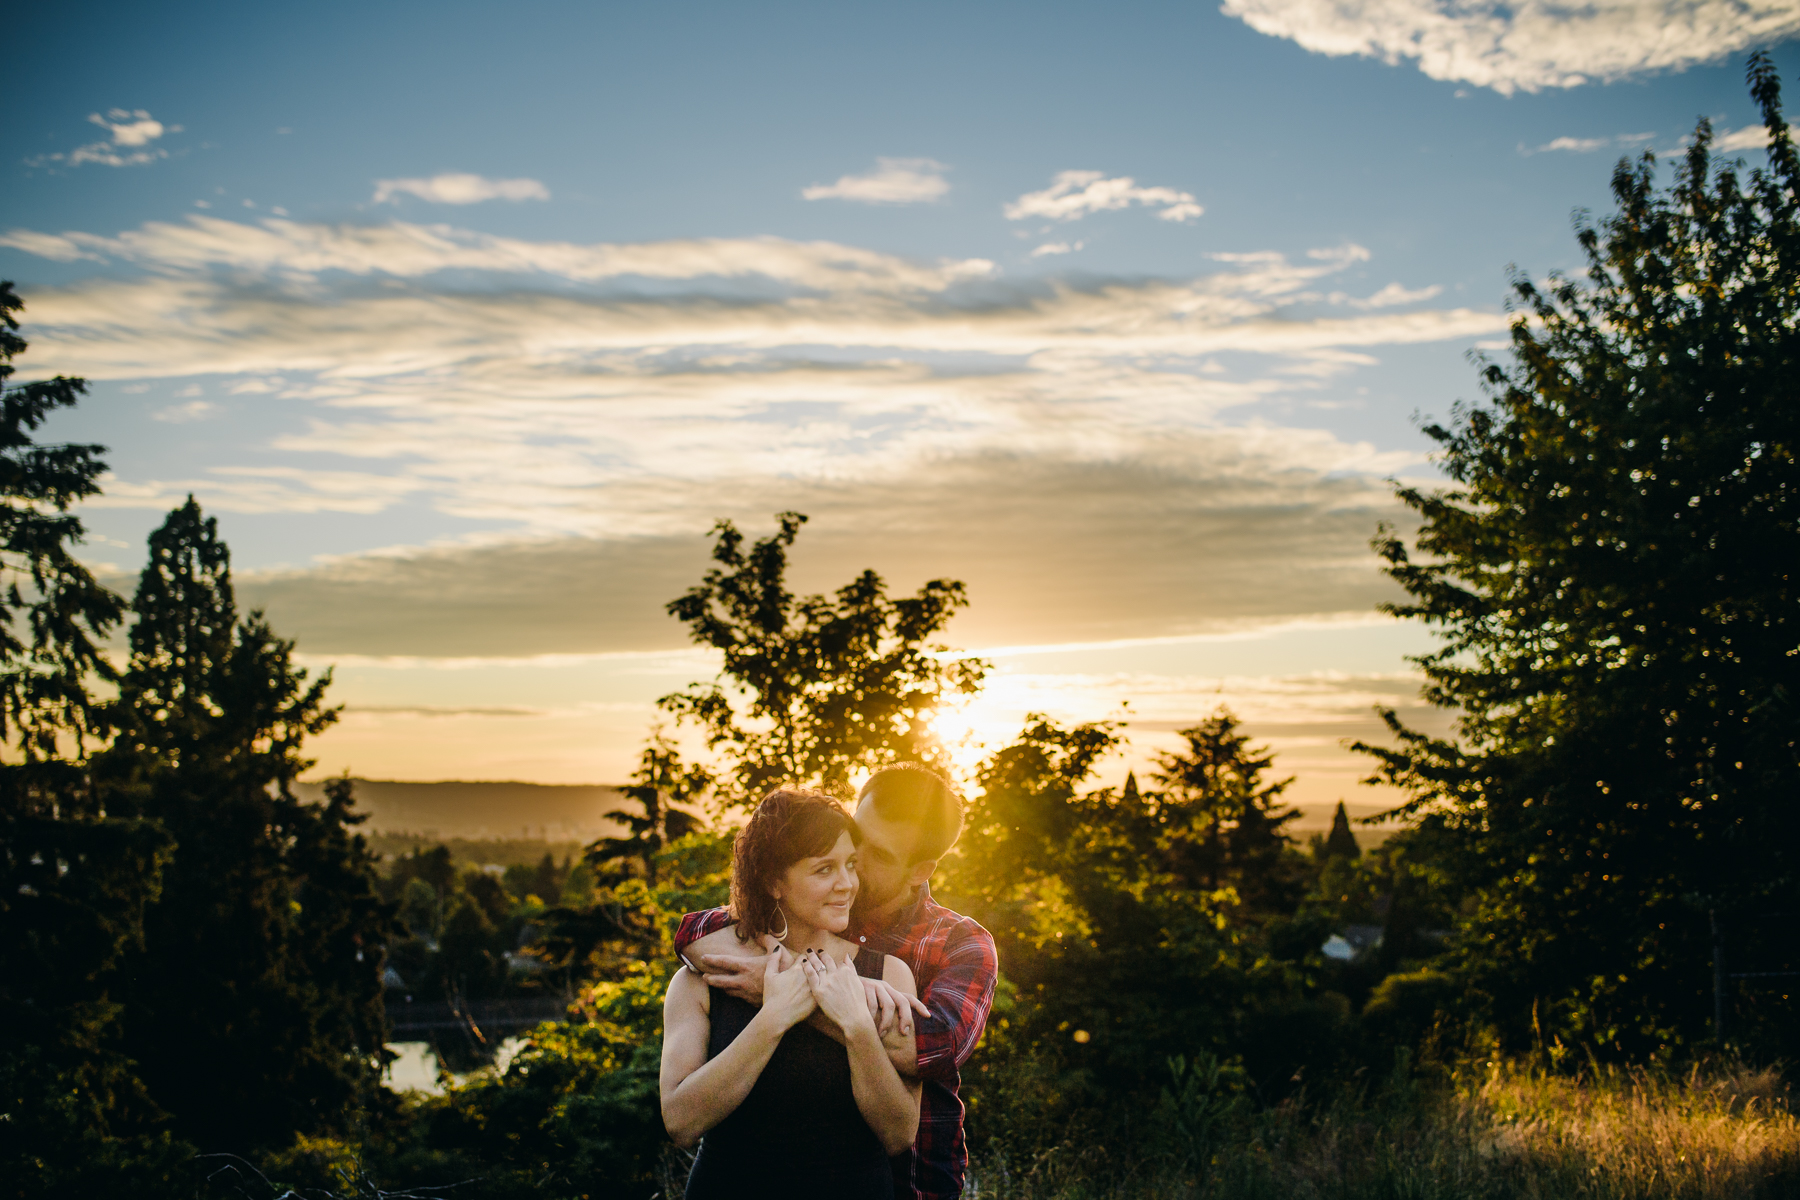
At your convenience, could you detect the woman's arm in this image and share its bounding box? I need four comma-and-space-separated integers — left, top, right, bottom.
660, 948, 817, 1148
802, 950, 923, 1155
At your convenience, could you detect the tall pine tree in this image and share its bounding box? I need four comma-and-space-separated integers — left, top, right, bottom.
102, 498, 394, 1153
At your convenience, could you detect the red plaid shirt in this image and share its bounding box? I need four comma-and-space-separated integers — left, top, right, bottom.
674, 883, 998, 1200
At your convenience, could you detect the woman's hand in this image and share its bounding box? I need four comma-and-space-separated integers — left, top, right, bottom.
803, 949, 876, 1037
759, 943, 816, 1032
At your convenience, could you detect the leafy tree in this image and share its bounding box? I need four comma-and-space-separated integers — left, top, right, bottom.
1359, 56, 1800, 1057
101, 499, 394, 1152
0, 284, 192, 1197
660, 512, 988, 804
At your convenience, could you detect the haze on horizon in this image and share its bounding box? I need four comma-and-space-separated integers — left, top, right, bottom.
8, 0, 1798, 824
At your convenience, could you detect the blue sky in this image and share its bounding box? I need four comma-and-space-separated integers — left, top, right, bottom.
7, 0, 1798, 813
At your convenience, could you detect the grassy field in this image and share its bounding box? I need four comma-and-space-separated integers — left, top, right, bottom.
965, 1059, 1800, 1200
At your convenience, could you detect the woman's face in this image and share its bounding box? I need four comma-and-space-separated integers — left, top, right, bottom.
774, 830, 859, 934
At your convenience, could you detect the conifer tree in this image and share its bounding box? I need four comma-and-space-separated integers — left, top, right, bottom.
103, 498, 393, 1152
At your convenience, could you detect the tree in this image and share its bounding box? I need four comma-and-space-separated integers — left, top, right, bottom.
0, 283, 124, 783
1359, 56, 1800, 1057
1323, 801, 1361, 861
660, 512, 988, 803
0, 284, 193, 1197
101, 499, 394, 1152
1148, 709, 1305, 913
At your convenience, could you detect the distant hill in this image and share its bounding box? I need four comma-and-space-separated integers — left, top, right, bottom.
294, 778, 632, 841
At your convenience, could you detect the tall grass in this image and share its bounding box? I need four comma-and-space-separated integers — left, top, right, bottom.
966, 1060, 1800, 1200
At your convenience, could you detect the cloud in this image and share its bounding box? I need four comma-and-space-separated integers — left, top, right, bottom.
1005, 171, 1203, 223
152, 399, 217, 423
1218, 0, 1800, 94
1537, 136, 1611, 153
802, 158, 950, 204
235, 456, 1415, 657
372, 173, 551, 204
1717, 122, 1775, 150
1341, 281, 1444, 308
1030, 241, 1083, 257
7, 215, 1503, 664
24, 109, 181, 169
14, 214, 995, 293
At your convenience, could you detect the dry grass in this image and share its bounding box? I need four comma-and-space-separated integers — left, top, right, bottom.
965, 1060, 1800, 1200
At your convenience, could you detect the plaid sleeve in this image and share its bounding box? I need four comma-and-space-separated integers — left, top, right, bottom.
673, 906, 735, 954
911, 922, 998, 1082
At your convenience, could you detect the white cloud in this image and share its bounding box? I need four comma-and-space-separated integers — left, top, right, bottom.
1219, 0, 1800, 94
152, 399, 217, 422
372, 173, 550, 205
1717, 122, 1775, 150
25, 108, 182, 169
1030, 241, 1083, 257
802, 158, 950, 204
8, 216, 1499, 627
1336, 281, 1444, 308
1005, 170, 1203, 223
1537, 136, 1611, 153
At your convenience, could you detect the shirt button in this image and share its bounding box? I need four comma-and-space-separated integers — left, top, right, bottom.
859, 936, 866, 942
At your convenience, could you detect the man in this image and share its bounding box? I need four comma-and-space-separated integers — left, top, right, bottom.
675, 762, 998, 1200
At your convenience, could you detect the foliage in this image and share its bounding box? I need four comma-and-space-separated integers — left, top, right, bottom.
98, 499, 395, 1153
660, 512, 988, 804
941, 712, 1343, 1158
0, 290, 195, 1197
0, 282, 124, 773
1358, 57, 1800, 1059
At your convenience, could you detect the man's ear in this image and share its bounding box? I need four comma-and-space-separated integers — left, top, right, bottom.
905, 858, 938, 889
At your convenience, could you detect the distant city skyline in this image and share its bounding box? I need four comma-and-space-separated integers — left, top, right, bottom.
9, 0, 1798, 819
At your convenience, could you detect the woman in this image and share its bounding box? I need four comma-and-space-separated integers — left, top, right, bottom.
661, 788, 921, 1198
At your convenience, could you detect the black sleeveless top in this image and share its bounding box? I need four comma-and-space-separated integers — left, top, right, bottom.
685, 946, 893, 1200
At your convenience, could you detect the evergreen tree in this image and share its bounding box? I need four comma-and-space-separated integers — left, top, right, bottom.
102, 499, 394, 1152
1323, 801, 1361, 861
0, 283, 192, 1197
1148, 709, 1305, 913
1359, 57, 1800, 1055
661, 512, 988, 803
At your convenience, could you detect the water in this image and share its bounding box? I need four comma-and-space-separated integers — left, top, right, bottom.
383, 1037, 528, 1094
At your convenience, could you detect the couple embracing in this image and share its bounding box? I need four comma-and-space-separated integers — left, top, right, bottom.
660, 763, 998, 1199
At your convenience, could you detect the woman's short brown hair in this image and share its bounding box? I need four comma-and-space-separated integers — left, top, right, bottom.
728, 787, 862, 942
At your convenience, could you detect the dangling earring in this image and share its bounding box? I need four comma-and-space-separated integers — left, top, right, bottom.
770, 903, 790, 943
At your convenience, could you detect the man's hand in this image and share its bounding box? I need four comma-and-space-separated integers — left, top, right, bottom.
694, 951, 767, 1004
862, 978, 931, 1038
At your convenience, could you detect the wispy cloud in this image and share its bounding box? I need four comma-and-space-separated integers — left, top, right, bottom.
1334, 281, 1444, 308
1717, 122, 1774, 151
1220, 0, 1800, 95
1030, 241, 1083, 257
26, 109, 182, 169
1006, 170, 1203, 223
152, 399, 218, 423
802, 158, 950, 204
372, 173, 550, 204
1537, 136, 1610, 153
8, 215, 1500, 660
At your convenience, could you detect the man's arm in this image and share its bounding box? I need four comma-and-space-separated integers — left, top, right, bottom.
673, 907, 735, 960
908, 925, 999, 1083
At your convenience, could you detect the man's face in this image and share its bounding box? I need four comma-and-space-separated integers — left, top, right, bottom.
850, 799, 919, 920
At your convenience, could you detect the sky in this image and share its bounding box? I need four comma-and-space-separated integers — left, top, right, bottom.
7, 0, 1799, 824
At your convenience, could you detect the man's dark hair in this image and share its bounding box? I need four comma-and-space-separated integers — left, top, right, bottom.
860, 762, 963, 863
